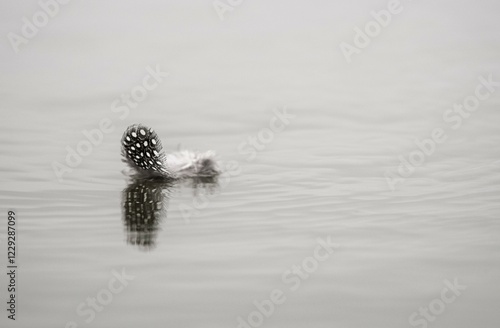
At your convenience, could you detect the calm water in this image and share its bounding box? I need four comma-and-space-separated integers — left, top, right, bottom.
1, 1, 499, 327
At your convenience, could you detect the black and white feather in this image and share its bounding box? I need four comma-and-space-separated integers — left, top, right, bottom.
121, 124, 220, 180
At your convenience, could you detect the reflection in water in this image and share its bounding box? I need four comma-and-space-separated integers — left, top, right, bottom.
120, 123, 222, 251
122, 179, 171, 250
121, 177, 219, 251
181, 175, 220, 196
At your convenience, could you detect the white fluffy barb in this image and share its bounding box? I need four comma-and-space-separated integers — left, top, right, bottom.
121, 124, 220, 180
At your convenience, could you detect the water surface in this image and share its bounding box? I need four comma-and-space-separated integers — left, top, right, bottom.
0, 1, 499, 327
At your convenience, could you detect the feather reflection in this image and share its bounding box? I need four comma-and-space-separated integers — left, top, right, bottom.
121, 177, 219, 251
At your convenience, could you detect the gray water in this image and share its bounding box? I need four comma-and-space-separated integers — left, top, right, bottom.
1, 1, 499, 327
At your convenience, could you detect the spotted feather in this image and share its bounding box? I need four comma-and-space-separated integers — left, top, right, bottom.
121, 124, 171, 179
